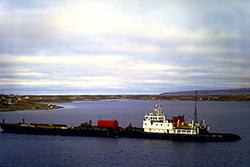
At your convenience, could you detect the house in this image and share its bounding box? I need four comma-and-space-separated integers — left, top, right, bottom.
0, 94, 19, 105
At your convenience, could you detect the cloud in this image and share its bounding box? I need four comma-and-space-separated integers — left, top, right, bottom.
0, 0, 250, 94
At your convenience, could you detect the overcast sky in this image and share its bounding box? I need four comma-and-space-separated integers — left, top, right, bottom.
1, 0, 249, 95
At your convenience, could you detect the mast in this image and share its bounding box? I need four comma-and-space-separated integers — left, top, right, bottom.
155, 101, 163, 116
194, 91, 198, 124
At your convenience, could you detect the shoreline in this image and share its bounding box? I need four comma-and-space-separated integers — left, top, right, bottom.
0, 99, 63, 112
1, 94, 249, 112
24, 94, 250, 102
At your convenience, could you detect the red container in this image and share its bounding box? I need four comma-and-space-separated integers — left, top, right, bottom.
97, 120, 119, 131
173, 116, 186, 127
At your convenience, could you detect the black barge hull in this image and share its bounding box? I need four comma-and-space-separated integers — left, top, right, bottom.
0, 123, 241, 142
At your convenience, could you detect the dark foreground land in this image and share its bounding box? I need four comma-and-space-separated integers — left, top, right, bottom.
1, 94, 249, 112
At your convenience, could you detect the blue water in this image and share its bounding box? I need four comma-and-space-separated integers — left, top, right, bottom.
0, 100, 249, 167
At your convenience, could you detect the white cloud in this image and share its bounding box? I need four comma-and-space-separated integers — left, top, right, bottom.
0, 1, 250, 94
54, 1, 139, 35
130, 63, 173, 71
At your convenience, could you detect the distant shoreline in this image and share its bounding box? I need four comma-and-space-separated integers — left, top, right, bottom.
1, 94, 249, 112
25, 94, 250, 102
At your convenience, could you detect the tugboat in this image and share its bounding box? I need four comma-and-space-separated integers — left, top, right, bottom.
143, 101, 209, 135
122, 91, 241, 141
143, 91, 209, 135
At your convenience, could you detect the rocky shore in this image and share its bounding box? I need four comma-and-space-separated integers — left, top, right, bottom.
1, 94, 249, 112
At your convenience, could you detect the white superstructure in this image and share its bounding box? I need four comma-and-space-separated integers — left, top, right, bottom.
143, 102, 209, 135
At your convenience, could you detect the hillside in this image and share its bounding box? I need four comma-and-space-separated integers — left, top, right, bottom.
160, 88, 250, 96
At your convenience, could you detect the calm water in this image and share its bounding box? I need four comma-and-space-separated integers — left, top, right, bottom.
0, 100, 249, 167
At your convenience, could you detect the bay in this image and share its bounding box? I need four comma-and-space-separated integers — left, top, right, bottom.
0, 100, 249, 167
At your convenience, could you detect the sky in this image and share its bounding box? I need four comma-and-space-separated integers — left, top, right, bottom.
0, 0, 249, 95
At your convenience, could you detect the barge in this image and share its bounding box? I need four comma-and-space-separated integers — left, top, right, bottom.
0, 101, 241, 142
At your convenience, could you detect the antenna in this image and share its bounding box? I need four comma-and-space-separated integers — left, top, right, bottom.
194, 91, 198, 124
